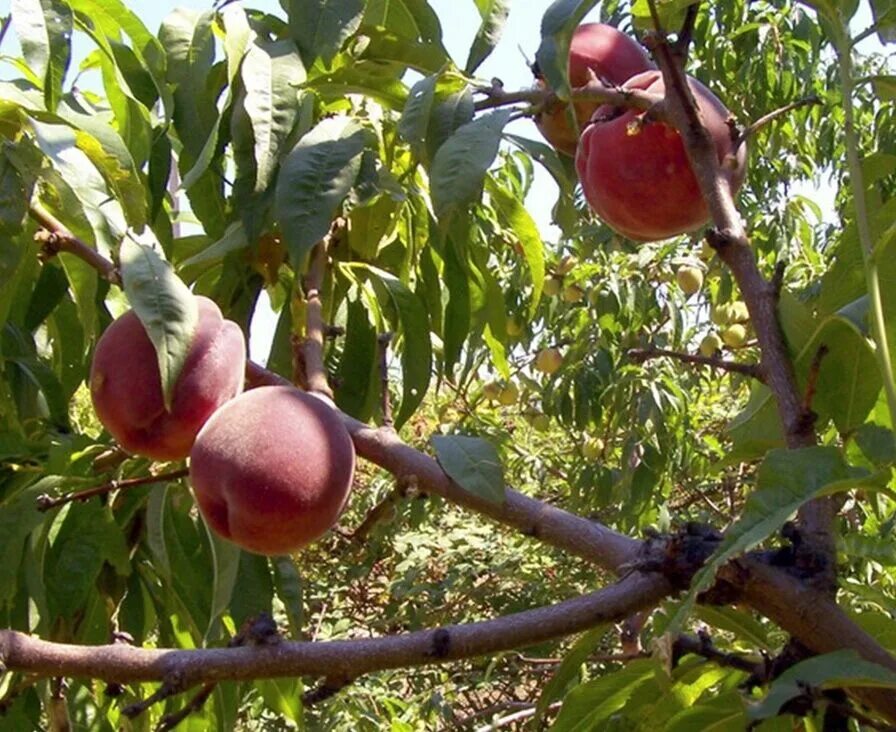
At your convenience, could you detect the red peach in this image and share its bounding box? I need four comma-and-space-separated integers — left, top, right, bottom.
90, 296, 245, 460
189, 386, 356, 555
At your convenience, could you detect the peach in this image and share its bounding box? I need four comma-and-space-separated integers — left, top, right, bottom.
90, 296, 245, 460
576, 70, 747, 242
189, 386, 356, 555
535, 23, 655, 156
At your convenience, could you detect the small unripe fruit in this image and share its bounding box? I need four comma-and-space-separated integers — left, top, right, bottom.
531, 413, 551, 432
90, 296, 246, 460
562, 285, 585, 303
727, 301, 750, 323
506, 318, 524, 338
675, 266, 703, 296
483, 381, 502, 401
699, 240, 715, 261
555, 255, 578, 275
711, 304, 732, 326
699, 333, 724, 357
190, 386, 355, 555
543, 277, 563, 297
582, 436, 605, 459
721, 324, 748, 348
535, 347, 563, 374
498, 381, 519, 406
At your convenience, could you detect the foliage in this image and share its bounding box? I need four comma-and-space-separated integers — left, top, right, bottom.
0, 0, 895, 729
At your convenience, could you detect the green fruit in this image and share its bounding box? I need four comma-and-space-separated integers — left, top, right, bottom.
543, 277, 563, 297
675, 265, 704, 296
562, 285, 585, 303
556, 255, 578, 275
699, 240, 715, 261
721, 324, 747, 348
483, 381, 501, 401
699, 333, 723, 357
506, 318, 524, 337
727, 301, 749, 323
711, 303, 732, 326
497, 381, 519, 406
582, 436, 605, 459
531, 414, 551, 432
535, 347, 563, 374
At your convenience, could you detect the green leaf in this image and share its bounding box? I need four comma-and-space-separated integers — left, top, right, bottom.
180, 221, 250, 273
550, 658, 660, 731
271, 555, 303, 638
11, 0, 72, 112
44, 500, 130, 620
431, 434, 505, 504
349, 264, 432, 427
275, 117, 373, 267
363, 0, 444, 45
119, 238, 199, 410
630, 0, 698, 31
869, 74, 896, 101
258, 678, 304, 724
430, 109, 512, 219
535, 0, 601, 98
870, 0, 896, 43
534, 626, 608, 725
669, 448, 889, 632
399, 73, 439, 149
240, 39, 306, 195
465, 0, 510, 75
0, 478, 61, 608
750, 650, 896, 721
485, 175, 545, 316
355, 26, 449, 74
666, 690, 748, 731
285, 0, 366, 67
204, 528, 241, 640
0, 153, 30, 235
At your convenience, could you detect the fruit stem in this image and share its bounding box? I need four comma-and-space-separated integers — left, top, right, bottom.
835, 34, 896, 440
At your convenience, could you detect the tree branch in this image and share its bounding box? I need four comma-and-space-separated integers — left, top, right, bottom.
644, 1, 835, 579
627, 346, 764, 382
734, 96, 822, 150
30, 202, 121, 286
0, 573, 671, 685
35, 469, 189, 513
473, 80, 664, 116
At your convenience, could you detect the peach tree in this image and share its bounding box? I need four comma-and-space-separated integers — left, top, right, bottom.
1, 0, 896, 729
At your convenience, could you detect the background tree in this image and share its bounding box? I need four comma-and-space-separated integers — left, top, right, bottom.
1, 0, 896, 729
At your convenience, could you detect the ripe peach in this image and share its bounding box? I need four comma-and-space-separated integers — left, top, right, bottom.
535, 23, 655, 156
576, 70, 747, 241
189, 386, 356, 555
90, 296, 246, 460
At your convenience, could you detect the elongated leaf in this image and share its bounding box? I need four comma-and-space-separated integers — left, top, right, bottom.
399, 73, 439, 149
535, 0, 601, 98
431, 435, 505, 504
119, 238, 198, 410
669, 448, 889, 631
363, 0, 445, 44
349, 264, 432, 426
204, 528, 241, 640
485, 175, 545, 315
11, 0, 72, 112
241, 40, 306, 194
550, 658, 660, 731
271, 556, 303, 638
286, 0, 365, 67
666, 691, 748, 732
534, 626, 608, 724
0, 154, 30, 235
750, 650, 896, 721
430, 109, 512, 219
465, 0, 510, 74
275, 117, 373, 267
180, 221, 250, 272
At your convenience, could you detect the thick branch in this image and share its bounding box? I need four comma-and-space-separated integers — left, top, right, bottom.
645, 5, 834, 572
0, 573, 669, 685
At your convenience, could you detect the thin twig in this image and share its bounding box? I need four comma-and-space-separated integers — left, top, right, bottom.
155, 682, 216, 732
349, 476, 413, 544
378, 332, 394, 429
302, 677, 352, 707
734, 96, 822, 150
801, 345, 830, 416
673, 3, 700, 58
627, 346, 765, 382
29, 203, 121, 285
674, 631, 765, 677
36, 468, 189, 512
